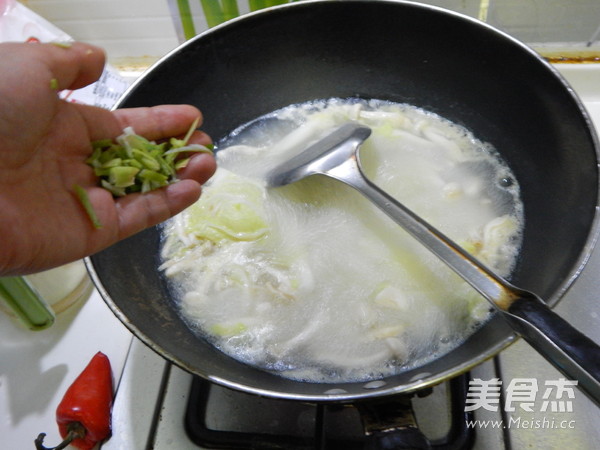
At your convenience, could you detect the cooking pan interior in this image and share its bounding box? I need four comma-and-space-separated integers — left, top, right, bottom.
88, 0, 599, 401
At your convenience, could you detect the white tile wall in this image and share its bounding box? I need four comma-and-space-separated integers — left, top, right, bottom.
23, 0, 180, 61
19, 0, 600, 66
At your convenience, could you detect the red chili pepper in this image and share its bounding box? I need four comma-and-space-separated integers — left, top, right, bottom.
35, 352, 113, 450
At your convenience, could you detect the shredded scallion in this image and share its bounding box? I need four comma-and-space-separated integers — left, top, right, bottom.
74, 119, 213, 228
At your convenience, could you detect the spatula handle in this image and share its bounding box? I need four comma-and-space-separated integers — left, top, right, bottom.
506, 296, 600, 406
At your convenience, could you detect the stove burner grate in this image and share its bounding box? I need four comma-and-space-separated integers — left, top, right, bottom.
184, 373, 474, 449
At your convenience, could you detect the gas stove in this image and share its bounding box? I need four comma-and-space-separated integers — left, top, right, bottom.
101, 63, 600, 450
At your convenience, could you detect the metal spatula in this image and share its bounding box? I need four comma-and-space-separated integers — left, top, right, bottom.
265, 122, 600, 406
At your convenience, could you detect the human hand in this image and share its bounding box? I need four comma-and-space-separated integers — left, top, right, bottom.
0, 42, 216, 275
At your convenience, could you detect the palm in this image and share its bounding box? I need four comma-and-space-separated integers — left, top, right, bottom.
0, 42, 216, 275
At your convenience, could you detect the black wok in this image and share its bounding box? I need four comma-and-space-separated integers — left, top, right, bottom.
87, 0, 600, 403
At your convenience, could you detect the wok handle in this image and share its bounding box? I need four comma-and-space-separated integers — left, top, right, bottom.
505, 295, 600, 407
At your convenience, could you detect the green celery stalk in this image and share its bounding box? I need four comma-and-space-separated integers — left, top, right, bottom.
250, 0, 290, 12
200, 0, 224, 27
177, 0, 197, 40
265, 0, 288, 6
221, 0, 240, 21
0, 277, 55, 331
249, 0, 266, 11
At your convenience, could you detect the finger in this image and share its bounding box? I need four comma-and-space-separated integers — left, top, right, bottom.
113, 105, 209, 142
113, 179, 202, 239
39, 41, 106, 91
74, 176, 203, 254
74, 104, 211, 144
187, 129, 213, 147
177, 153, 217, 184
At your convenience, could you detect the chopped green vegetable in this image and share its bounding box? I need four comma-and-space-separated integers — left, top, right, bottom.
75, 120, 213, 228
51, 41, 73, 48
86, 119, 211, 198
50, 78, 59, 90
109, 166, 140, 188
74, 184, 103, 229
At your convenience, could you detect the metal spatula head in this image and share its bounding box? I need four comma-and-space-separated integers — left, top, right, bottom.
265, 123, 372, 188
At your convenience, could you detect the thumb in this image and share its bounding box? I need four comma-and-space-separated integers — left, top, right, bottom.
38, 41, 106, 91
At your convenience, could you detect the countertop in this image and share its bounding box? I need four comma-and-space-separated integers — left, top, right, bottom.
0, 289, 133, 449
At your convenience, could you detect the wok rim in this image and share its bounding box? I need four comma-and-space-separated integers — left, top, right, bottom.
86, 0, 600, 402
